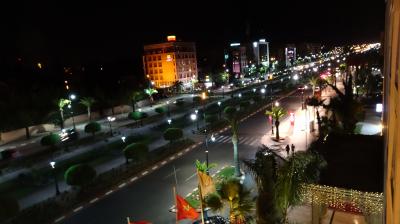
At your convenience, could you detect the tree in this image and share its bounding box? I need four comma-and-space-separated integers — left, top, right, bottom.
0, 197, 19, 221
163, 128, 183, 143
243, 147, 282, 223
309, 76, 319, 96
306, 96, 325, 134
144, 88, 158, 106
239, 101, 250, 111
205, 178, 254, 224
64, 164, 96, 187
130, 91, 142, 112
205, 114, 218, 125
172, 81, 184, 93
265, 106, 286, 141
275, 151, 327, 222
155, 107, 166, 114
192, 96, 202, 108
80, 97, 96, 120
195, 160, 217, 173
123, 143, 149, 164
224, 106, 240, 176
325, 74, 364, 133
58, 98, 71, 129
128, 111, 148, 126
40, 133, 60, 151
84, 121, 101, 137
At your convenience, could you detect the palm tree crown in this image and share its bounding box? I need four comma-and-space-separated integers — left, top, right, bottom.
80, 97, 96, 120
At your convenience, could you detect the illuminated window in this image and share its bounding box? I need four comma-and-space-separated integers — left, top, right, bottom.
158, 55, 161, 60
148, 56, 152, 61
153, 56, 156, 60
153, 62, 157, 67
155, 69, 158, 74
166, 55, 172, 62
149, 63, 152, 68
159, 69, 162, 73
158, 62, 162, 67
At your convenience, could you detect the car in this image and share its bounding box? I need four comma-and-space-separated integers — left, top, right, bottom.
59, 128, 79, 142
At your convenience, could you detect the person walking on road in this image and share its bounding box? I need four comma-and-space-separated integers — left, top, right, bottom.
285, 144, 290, 156
291, 144, 295, 154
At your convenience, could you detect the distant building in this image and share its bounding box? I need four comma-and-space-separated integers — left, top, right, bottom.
383, 0, 400, 222
143, 36, 198, 88
225, 43, 248, 80
285, 44, 296, 67
252, 39, 270, 67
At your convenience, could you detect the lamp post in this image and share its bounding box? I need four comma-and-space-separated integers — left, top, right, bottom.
238, 93, 242, 98
203, 130, 216, 175
261, 88, 266, 100
107, 116, 115, 136
167, 119, 172, 125
195, 110, 199, 130
190, 113, 198, 131
222, 86, 225, 98
166, 100, 171, 117
217, 101, 222, 119
50, 161, 60, 196
69, 94, 77, 130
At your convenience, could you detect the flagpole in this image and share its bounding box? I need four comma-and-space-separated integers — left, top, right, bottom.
173, 186, 178, 224
126, 217, 130, 224
197, 171, 205, 224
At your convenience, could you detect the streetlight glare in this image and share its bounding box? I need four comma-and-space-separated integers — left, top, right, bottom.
190, 113, 197, 121
121, 136, 126, 142
275, 101, 280, 107
218, 101, 221, 106
50, 161, 56, 168
167, 119, 172, 124
211, 134, 216, 142
69, 94, 76, 100
195, 109, 198, 114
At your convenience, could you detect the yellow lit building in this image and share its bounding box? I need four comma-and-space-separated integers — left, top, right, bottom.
143, 36, 198, 88
383, 0, 400, 223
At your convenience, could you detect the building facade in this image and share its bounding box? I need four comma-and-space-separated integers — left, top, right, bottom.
143, 37, 198, 88
252, 39, 270, 67
285, 44, 296, 67
383, 0, 400, 223
225, 43, 248, 80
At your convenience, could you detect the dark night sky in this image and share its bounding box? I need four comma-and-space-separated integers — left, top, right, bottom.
1, 0, 386, 75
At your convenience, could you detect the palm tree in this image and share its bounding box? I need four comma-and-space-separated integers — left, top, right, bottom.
265, 106, 286, 141
58, 98, 71, 129
172, 81, 184, 94
80, 97, 96, 120
195, 160, 217, 173
144, 88, 158, 106
325, 74, 363, 133
275, 151, 327, 223
305, 96, 325, 133
243, 147, 282, 223
224, 106, 241, 177
206, 178, 254, 224
130, 91, 142, 112
309, 76, 319, 96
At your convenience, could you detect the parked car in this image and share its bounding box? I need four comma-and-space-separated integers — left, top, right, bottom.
59, 128, 79, 142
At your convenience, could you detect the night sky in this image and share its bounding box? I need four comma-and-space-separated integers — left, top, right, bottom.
2, 0, 385, 75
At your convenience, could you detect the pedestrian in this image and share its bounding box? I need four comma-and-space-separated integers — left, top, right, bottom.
285, 144, 290, 156
291, 144, 295, 154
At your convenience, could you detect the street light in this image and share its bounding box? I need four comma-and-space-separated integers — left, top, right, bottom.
253, 88, 256, 93
166, 101, 171, 117
217, 101, 222, 119
204, 130, 216, 175
275, 101, 280, 107
121, 136, 126, 143
68, 94, 77, 130
107, 116, 115, 136
190, 113, 198, 130
221, 86, 225, 98
238, 93, 242, 98
167, 119, 172, 125
49, 161, 60, 196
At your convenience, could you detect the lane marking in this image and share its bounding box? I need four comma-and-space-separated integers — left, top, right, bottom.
90, 198, 99, 203
185, 148, 190, 152
118, 183, 126, 188
169, 156, 175, 160
130, 176, 138, 182
161, 161, 167, 165
178, 152, 183, 156
142, 171, 149, 176
54, 216, 65, 223
105, 190, 113, 195
152, 166, 158, 170
73, 206, 83, 212
185, 172, 197, 182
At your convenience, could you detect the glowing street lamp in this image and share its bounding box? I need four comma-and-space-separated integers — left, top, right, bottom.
167, 119, 172, 125
107, 116, 116, 136
275, 101, 280, 107
49, 161, 60, 196
68, 94, 77, 129
121, 136, 126, 143
191, 113, 198, 130
166, 100, 171, 117
238, 93, 242, 98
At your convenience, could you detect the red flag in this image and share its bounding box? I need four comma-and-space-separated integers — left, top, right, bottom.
176, 194, 199, 220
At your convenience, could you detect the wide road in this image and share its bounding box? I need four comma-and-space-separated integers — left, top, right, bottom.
63, 89, 305, 224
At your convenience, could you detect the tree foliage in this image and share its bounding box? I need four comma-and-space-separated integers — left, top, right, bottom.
40, 133, 61, 147
84, 121, 101, 136
123, 143, 149, 164
64, 164, 97, 187
163, 128, 183, 142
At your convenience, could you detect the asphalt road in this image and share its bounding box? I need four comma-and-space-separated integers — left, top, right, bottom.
63, 89, 305, 224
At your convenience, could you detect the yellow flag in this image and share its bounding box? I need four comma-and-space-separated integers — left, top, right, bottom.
197, 170, 216, 197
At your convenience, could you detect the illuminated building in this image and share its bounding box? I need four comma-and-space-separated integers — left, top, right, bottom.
383, 0, 400, 222
285, 44, 296, 67
252, 39, 270, 67
225, 43, 248, 80
143, 36, 198, 88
